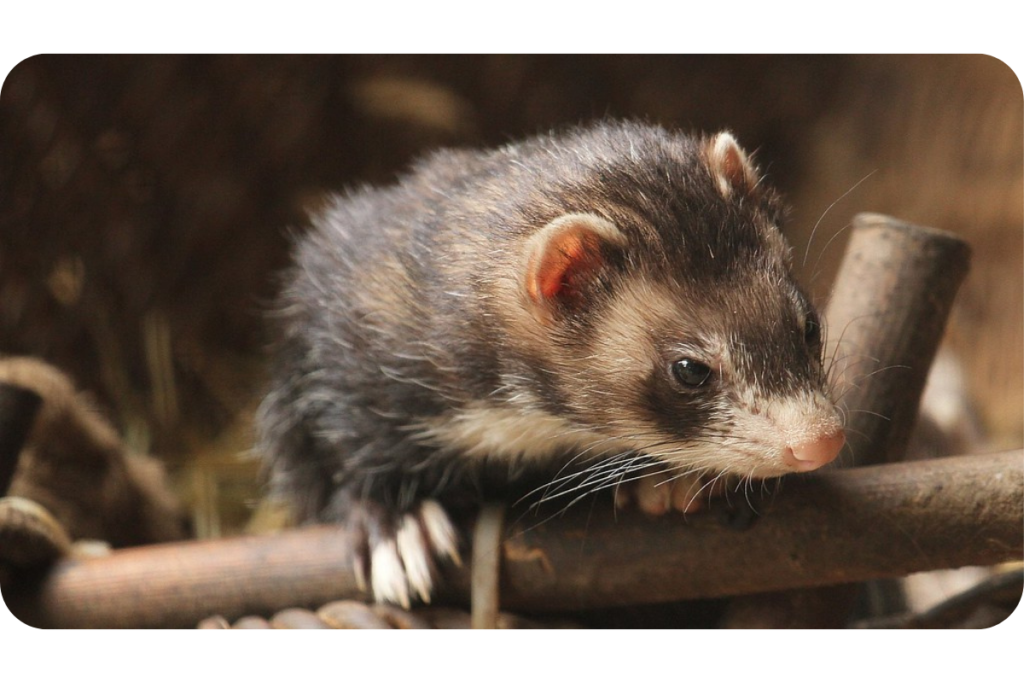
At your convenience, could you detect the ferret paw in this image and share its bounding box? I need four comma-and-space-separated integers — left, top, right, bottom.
353, 499, 462, 609
613, 469, 721, 516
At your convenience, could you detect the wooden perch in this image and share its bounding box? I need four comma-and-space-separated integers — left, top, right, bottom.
480, 450, 1023, 612
5, 449, 1021, 628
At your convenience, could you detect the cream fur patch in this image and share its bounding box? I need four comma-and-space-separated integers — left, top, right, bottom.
412, 403, 634, 463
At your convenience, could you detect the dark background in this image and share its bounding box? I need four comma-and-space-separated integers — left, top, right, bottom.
1, 55, 1020, 534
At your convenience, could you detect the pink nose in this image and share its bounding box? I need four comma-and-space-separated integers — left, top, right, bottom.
783, 431, 846, 472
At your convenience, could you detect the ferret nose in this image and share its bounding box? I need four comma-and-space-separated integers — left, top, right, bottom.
783, 431, 845, 472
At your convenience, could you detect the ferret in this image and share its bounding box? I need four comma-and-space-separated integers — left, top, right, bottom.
257, 120, 846, 607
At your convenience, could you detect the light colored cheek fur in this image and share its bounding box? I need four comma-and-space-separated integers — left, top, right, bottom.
564, 280, 699, 430
411, 403, 636, 463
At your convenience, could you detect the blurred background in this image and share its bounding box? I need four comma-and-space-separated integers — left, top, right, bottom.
1, 55, 1021, 538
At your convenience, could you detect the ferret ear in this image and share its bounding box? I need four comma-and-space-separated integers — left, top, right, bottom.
523, 212, 625, 315
706, 131, 759, 198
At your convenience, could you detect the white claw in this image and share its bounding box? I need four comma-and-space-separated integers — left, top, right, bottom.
419, 499, 462, 567
364, 499, 463, 607
353, 552, 368, 594
371, 539, 411, 609
396, 513, 433, 604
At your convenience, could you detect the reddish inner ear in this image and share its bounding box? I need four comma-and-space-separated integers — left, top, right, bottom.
528, 227, 604, 304
707, 132, 757, 198
719, 143, 749, 191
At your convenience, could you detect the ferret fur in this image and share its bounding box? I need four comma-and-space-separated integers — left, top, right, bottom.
258, 120, 844, 606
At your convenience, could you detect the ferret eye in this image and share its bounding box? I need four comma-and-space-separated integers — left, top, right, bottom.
803, 312, 821, 348
671, 358, 713, 388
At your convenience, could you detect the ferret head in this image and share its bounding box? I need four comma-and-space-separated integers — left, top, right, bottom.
508, 124, 845, 481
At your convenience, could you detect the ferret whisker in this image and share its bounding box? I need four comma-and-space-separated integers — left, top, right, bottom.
807, 220, 854, 284
846, 408, 891, 422
801, 170, 877, 271
828, 361, 910, 407
526, 453, 648, 507
856, 363, 912, 380
526, 459, 658, 524
837, 424, 871, 441
691, 470, 729, 509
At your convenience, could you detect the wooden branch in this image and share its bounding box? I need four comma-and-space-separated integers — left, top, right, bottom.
6, 449, 1021, 628
6, 519, 363, 629
826, 213, 972, 467
458, 449, 1023, 611
0, 383, 41, 496
849, 568, 1023, 629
